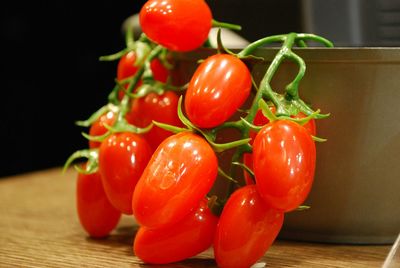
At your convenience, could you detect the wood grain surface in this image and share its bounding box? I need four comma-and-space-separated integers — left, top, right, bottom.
0, 168, 392, 267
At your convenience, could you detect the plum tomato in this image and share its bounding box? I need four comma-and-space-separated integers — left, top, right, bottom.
133, 198, 218, 264
132, 132, 218, 228
88, 110, 116, 149
214, 185, 284, 268
126, 91, 183, 152
117, 51, 169, 99
98, 132, 152, 215
76, 170, 121, 238
252, 120, 316, 212
184, 54, 252, 128
243, 108, 316, 184
150, 58, 169, 83
250, 107, 316, 143
139, 0, 212, 52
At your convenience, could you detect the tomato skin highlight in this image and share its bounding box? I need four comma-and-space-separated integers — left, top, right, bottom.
253, 120, 316, 212
76, 171, 121, 238
127, 91, 183, 152
133, 198, 218, 264
98, 132, 152, 215
214, 185, 284, 268
88, 111, 116, 149
117, 51, 140, 82
243, 108, 316, 184
185, 54, 252, 128
139, 0, 212, 52
132, 132, 218, 228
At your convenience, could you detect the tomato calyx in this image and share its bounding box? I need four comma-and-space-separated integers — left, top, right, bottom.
75, 104, 117, 128
153, 96, 251, 153
63, 148, 99, 174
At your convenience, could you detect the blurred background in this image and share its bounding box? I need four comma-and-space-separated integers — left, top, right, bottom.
1, 0, 399, 177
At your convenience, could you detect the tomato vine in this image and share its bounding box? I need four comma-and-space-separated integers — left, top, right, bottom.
64, 0, 333, 266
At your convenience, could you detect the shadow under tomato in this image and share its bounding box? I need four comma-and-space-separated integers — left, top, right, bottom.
139, 257, 217, 268
85, 219, 139, 249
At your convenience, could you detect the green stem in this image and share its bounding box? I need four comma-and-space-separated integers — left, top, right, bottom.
237, 34, 286, 57
125, 25, 135, 49
285, 51, 306, 100
296, 33, 334, 47
212, 19, 242, 31
246, 33, 297, 123
99, 48, 129, 61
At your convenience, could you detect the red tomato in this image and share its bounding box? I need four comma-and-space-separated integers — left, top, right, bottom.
214, 185, 284, 268
253, 120, 316, 212
250, 107, 316, 142
117, 51, 169, 99
139, 0, 212, 51
243, 108, 316, 184
117, 51, 140, 82
88, 111, 115, 149
98, 132, 152, 215
185, 54, 252, 128
133, 198, 218, 264
150, 58, 169, 83
76, 170, 121, 238
126, 91, 183, 151
117, 51, 142, 100
132, 132, 218, 228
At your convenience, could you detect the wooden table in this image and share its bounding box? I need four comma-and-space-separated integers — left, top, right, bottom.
0, 168, 392, 267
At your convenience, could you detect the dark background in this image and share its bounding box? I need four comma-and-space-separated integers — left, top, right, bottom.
0, 1, 302, 177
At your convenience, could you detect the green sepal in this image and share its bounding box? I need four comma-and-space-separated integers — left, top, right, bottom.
103, 119, 153, 135
81, 131, 110, 143
176, 96, 251, 153
75, 104, 118, 128
63, 148, 99, 174
152, 121, 189, 134
208, 137, 251, 153
312, 135, 328, 142
259, 99, 278, 122
216, 28, 236, 56
232, 161, 255, 181
99, 48, 129, 61
218, 166, 239, 184
240, 117, 263, 132
296, 205, 311, 211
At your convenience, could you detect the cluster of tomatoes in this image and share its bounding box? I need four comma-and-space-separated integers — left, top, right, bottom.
67, 0, 333, 267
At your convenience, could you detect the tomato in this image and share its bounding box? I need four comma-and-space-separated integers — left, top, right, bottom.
88, 110, 116, 149
214, 185, 284, 268
76, 170, 121, 238
243, 108, 316, 184
117, 51, 140, 82
252, 120, 316, 212
139, 0, 212, 51
250, 107, 316, 142
185, 54, 252, 128
126, 91, 183, 151
150, 58, 169, 83
132, 132, 218, 228
98, 132, 152, 215
117, 51, 169, 99
134, 198, 218, 264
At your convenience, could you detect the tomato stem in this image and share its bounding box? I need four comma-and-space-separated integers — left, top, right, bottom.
212, 19, 242, 31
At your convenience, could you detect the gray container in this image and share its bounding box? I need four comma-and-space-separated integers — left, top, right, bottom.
173, 48, 400, 245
